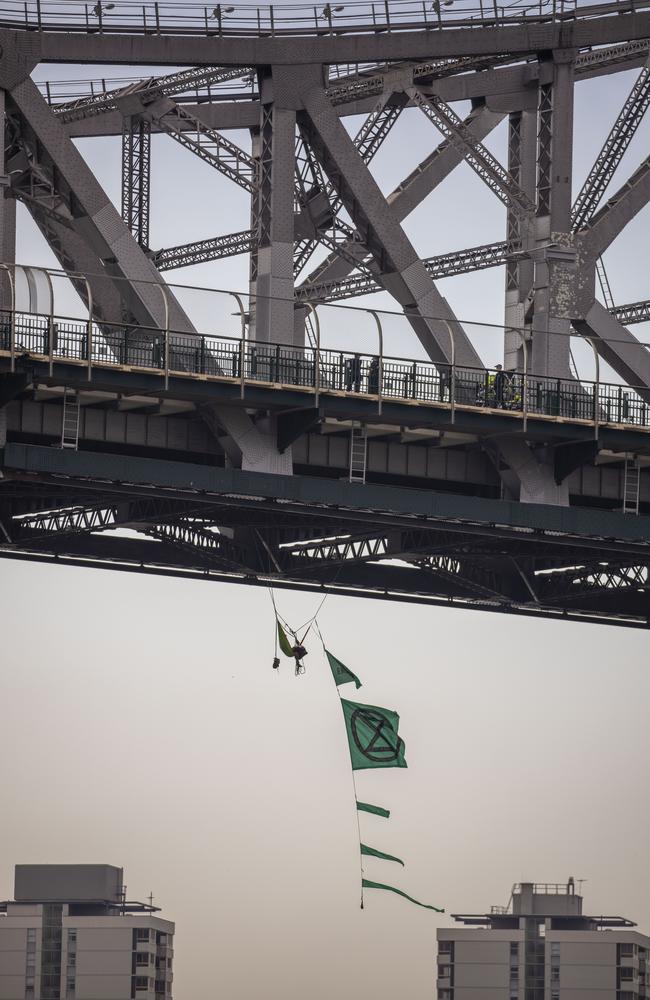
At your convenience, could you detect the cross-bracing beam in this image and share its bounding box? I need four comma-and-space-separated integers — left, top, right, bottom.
149, 99, 256, 193
121, 115, 151, 247
572, 56, 650, 230
611, 299, 650, 326
298, 104, 505, 303
581, 154, 650, 256
295, 66, 481, 367
296, 240, 516, 304
152, 229, 255, 270
53, 65, 252, 124
408, 88, 535, 222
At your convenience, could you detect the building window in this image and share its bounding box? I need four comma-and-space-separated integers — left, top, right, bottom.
134, 978, 149, 991
438, 965, 451, 978
136, 954, 150, 967
620, 967, 635, 981
551, 992, 559, 1000
620, 944, 635, 957
437, 991, 452, 1000
439, 942, 453, 955
136, 930, 151, 943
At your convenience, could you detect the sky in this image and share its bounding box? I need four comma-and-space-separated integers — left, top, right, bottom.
2, 8, 650, 1000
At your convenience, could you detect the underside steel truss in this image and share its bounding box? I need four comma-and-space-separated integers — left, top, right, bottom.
1, 0, 650, 626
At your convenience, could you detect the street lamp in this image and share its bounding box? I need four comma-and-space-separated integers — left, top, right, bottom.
211, 4, 234, 30
322, 4, 344, 30
92, 3, 115, 15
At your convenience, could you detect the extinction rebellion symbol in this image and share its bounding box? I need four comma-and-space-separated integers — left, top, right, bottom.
350, 707, 403, 763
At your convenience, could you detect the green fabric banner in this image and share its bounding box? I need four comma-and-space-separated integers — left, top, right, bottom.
277, 620, 294, 658
356, 801, 390, 819
341, 698, 407, 771
362, 879, 444, 912
326, 650, 362, 690
361, 844, 404, 866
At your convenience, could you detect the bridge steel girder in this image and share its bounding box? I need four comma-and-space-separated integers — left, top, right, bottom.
572, 55, 650, 230
2, 443, 650, 628
121, 114, 151, 248
575, 300, 650, 401
294, 68, 481, 368
26, 10, 650, 66
4, 78, 289, 474
300, 103, 505, 298
580, 154, 650, 256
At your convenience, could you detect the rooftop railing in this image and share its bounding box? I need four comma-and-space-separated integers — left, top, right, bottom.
1, 307, 649, 434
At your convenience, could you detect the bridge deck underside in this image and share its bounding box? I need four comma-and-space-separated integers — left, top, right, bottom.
1, 443, 649, 628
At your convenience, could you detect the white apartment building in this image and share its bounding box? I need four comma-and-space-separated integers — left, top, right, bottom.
437, 879, 649, 1000
0, 866, 174, 1000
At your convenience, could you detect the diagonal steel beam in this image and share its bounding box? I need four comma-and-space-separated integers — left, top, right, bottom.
144, 520, 255, 572
408, 87, 534, 222
296, 69, 481, 367
572, 57, 650, 230
150, 98, 256, 193
574, 300, 650, 400
152, 229, 255, 270
296, 240, 515, 304
298, 104, 505, 297
580, 154, 650, 255
610, 298, 650, 326
54, 65, 251, 124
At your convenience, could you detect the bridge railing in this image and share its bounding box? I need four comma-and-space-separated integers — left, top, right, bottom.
0, 0, 592, 36
1, 308, 649, 431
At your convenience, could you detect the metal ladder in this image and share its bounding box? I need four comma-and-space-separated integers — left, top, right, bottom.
349, 424, 367, 484
60, 389, 80, 450
596, 256, 615, 311
623, 456, 640, 514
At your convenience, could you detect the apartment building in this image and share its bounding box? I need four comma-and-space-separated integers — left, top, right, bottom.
437, 878, 649, 1000
0, 865, 174, 1000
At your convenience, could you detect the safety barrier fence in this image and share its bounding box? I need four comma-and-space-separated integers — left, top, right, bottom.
6, 0, 632, 38
1, 308, 649, 431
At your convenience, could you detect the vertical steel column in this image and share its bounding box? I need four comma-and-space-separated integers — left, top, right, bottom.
121, 115, 151, 248
504, 109, 536, 373
531, 53, 575, 379
253, 70, 296, 346
0, 89, 16, 315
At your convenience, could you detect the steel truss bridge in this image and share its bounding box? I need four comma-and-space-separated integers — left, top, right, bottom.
1, 0, 650, 627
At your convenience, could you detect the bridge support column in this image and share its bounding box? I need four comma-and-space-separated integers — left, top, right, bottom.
0, 90, 15, 313
253, 72, 296, 346
504, 109, 536, 372
530, 52, 576, 379
496, 437, 569, 506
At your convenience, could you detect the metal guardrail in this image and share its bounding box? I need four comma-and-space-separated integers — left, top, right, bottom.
2, 309, 650, 432
5, 0, 638, 38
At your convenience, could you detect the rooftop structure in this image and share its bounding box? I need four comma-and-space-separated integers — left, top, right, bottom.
0, 866, 173, 1000
437, 879, 648, 999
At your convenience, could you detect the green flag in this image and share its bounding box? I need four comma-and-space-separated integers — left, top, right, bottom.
326, 650, 362, 689
277, 620, 294, 658
362, 879, 444, 912
357, 801, 390, 819
361, 844, 404, 866
341, 698, 407, 771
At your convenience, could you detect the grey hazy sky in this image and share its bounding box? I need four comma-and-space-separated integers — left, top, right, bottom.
2, 17, 650, 999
